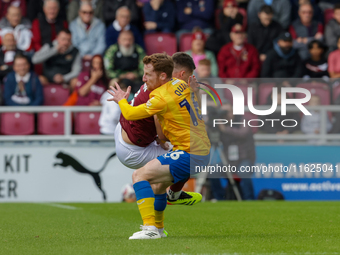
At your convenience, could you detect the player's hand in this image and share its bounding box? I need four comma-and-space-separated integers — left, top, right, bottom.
155, 137, 170, 150
107, 82, 131, 103
188, 75, 200, 93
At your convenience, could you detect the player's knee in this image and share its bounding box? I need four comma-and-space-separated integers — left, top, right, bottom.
153, 183, 169, 194
151, 183, 163, 194
132, 169, 145, 184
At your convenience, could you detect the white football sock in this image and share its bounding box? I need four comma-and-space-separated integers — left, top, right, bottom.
168, 189, 182, 200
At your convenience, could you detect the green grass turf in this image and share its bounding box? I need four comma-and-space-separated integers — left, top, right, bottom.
0, 202, 339, 255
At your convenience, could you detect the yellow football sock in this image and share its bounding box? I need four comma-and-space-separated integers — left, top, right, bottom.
137, 197, 155, 226
155, 210, 164, 229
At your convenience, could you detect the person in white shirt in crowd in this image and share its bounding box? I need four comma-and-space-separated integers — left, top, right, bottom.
301, 94, 332, 143
0, 31, 23, 82
0, 5, 32, 52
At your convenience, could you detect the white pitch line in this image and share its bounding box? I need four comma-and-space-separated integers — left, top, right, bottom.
43, 203, 81, 210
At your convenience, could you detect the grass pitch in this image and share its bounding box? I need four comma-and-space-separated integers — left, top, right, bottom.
0, 201, 339, 255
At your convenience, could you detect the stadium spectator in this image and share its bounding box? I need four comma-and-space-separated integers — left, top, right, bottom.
69, 2, 106, 59
301, 94, 332, 143
261, 32, 303, 78
205, 0, 244, 55
142, 0, 176, 33
175, 0, 215, 38
32, 29, 81, 87
324, 4, 340, 52
103, 0, 140, 27
31, 0, 68, 51
27, 0, 67, 21
291, 0, 324, 24
217, 24, 260, 78
289, 3, 324, 60
218, 102, 256, 200
196, 59, 212, 78
0, 31, 23, 83
4, 54, 43, 106
67, 0, 104, 23
261, 87, 300, 136
302, 40, 329, 80
99, 78, 134, 135
0, 0, 26, 20
327, 37, 340, 79
75, 55, 107, 106
185, 31, 218, 77
104, 30, 145, 93
105, 6, 144, 49
196, 60, 223, 97
247, 5, 283, 62
247, 0, 292, 29
318, 0, 337, 11
0, 6, 32, 52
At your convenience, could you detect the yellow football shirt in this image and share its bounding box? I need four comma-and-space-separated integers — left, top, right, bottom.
118, 78, 211, 156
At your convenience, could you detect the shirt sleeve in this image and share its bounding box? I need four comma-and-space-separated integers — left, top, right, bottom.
144, 95, 167, 116
118, 93, 167, 121
118, 99, 152, 121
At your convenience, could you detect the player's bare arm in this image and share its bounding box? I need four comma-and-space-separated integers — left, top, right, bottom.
107, 82, 131, 103
107, 83, 153, 121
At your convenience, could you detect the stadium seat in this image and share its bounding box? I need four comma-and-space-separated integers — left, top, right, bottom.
0, 112, 34, 135
43, 85, 70, 106
224, 84, 257, 105
333, 85, 340, 102
144, 33, 177, 56
179, 33, 193, 52
179, 32, 211, 52
296, 83, 330, 105
324, 8, 334, 25
297, 82, 329, 89
81, 58, 91, 72
38, 112, 65, 135
74, 112, 101, 134
258, 83, 295, 105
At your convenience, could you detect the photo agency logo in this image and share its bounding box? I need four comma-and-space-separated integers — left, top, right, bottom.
199, 83, 312, 129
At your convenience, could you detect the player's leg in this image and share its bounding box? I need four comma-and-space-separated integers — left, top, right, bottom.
145, 141, 203, 206
115, 123, 169, 169
168, 178, 188, 200
151, 182, 171, 237
114, 123, 156, 169
129, 159, 173, 239
166, 152, 210, 205
167, 178, 202, 206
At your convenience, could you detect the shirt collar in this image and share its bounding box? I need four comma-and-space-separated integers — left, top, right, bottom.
113, 20, 130, 31
15, 72, 31, 83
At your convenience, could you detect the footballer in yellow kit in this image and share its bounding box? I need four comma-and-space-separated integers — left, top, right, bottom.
108, 53, 211, 240
119, 77, 210, 156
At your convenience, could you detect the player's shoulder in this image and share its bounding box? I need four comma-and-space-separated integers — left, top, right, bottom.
138, 83, 149, 95
169, 78, 187, 87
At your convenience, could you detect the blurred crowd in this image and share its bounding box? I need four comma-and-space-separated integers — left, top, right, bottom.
1, 0, 340, 136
